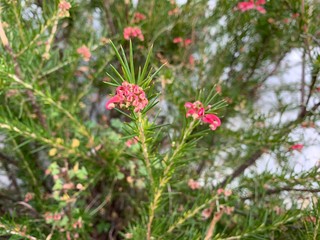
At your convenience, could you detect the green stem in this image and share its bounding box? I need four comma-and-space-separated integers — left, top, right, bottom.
137, 112, 154, 185
146, 119, 197, 240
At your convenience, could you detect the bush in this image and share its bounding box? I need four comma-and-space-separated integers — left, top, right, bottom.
0, 0, 319, 239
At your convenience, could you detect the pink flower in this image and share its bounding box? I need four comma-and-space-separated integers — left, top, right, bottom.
123, 27, 144, 41
215, 85, 222, 94
289, 144, 304, 152
173, 37, 183, 44
184, 38, 192, 46
73, 218, 83, 229
106, 81, 148, 112
133, 12, 146, 23
283, 18, 290, 24
168, 8, 179, 16
237, 0, 266, 14
189, 55, 195, 66
185, 101, 205, 119
24, 192, 34, 202
255, 5, 266, 14
44, 212, 62, 222
238, 1, 255, 11
217, 188, 224, 195
202, 114, 221, 131
77, 45, 91, 61
106, 95, 121, 110
58, 0, 71, 17
185, 101, 221, 131
62, 182, 75, 190
58, 0, 71, 11
201, 208, 213, 220
224, 206, 235, 215
188, 179, 201, 190
125, 137, 139, 147
223, 189, 232, 197
292, 13, 300, 19
173, 37, 192, 47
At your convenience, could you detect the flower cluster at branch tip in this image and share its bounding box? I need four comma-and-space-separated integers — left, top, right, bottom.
217, 188, 232, 197
173, 37, 192, 47
77, 45, 91, 62
123, 27, 144, 41
237, 0, 266, 14
188, 179, 201, 190
106, 81, 148, 112
126, 137, 139, 147
133, 12, 146, 23
24, 192, 34, 202
289, 144, 304, 152
58, 0, 71, 18
185, 101, 221, 131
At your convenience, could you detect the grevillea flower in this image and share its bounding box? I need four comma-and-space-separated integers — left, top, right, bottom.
106, 81, 148, 112
201, 208, 213, 220
58, 0, 71, 18
24, 192, 34, 202
289, 144, 304, 151
202, 114, 221, 131
237, 0, 266, 14
59, 0, 71, 11
188, 179, 201, 190
185, 101, 221, 131
168, 8, 179, 16
123, 27, 144, 41
185, 101, 205, 119
184, 38, 192, 46
173, 37, 183, 43
125, 137, 139, 147
133, 12, 146, 23
189, 55, 195, 66
173, 37, 192, 47
77, 45, 91, 61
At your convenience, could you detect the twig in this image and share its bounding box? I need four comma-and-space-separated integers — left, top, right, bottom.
242, 187, 320, 200
204, 210, 224, 240
0, 223, 37, 240
103, 0, 116, 35
146, 120, 197, 240
137, 112, 154, 185
301, 48, 306, 108
218, 95, 320, 189
217, 150, 263, 188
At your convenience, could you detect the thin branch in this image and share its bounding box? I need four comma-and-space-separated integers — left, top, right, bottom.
137, 113, 154, 185
242, 187, 320, 200
0, 20, 47, 129
217, 150, 263, 188
0, 223, 37, 240
204, 211, 224, 240
219, 96, 320, 189
301, 48, 306, 107
103, 0, 116, 35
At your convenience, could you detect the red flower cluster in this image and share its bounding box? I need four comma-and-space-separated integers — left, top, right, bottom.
173, 37, 192, 47
185, 101, 221, 130
123, 27, 144, 41
58, 0, 71, 11
133, 12, 146, 23
237, 0, 266, 14
289, 144, 304, 152
106, 81, 148, 112
77, 45, 91, 61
